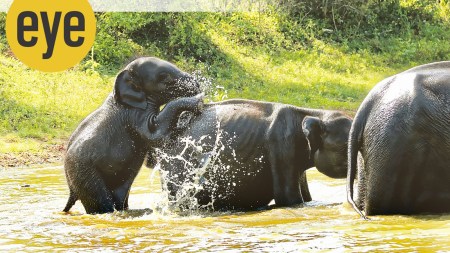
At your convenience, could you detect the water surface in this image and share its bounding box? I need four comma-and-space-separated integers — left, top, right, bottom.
0, 166, 449, 252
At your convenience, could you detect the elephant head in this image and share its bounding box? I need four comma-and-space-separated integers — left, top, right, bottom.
114, 57, 201, 109
302, 115, 352, 178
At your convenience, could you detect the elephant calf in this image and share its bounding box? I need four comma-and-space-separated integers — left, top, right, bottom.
347, 61, 450, 217
63, 57, 202, 214
158, 99, 352, 211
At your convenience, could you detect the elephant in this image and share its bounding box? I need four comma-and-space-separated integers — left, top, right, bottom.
157, 99, 352, 211
63, 57, 203, 214
347, 61, 450, 218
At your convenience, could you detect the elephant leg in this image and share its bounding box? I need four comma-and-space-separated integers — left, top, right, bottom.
268, 150, 303, 206
79, 180, 114, 214
365, 159, 404, 215
112, 186, 130, 211
63, 187, 78, 212
67, 162, 115, 214
112, 174, 138, 211
123, 195, 130, 210
299, 172, 312, 202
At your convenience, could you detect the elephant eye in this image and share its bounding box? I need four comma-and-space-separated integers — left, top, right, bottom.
158, 72, 173, 84
157, 72, 166, 78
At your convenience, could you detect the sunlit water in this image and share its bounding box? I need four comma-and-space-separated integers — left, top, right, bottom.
0, 166, 449, 252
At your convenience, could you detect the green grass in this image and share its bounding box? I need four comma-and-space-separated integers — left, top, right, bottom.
0, 44, 396, 153
0, 55, 113, 151
1, 6, 450, 154
201, 28, 392, 111
0, 134, 42, 153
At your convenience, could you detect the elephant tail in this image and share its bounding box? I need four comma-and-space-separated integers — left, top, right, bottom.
63, 190, 78, 212
346, 116, 368, 220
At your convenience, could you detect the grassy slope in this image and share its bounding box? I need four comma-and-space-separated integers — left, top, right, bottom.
0, 56, 113, 153
192, 11, 449, 111
0, 48, 396, 154
1, 9, 450, 154
201, 14, 390, 110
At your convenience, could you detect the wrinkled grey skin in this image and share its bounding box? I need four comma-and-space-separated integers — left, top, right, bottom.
347, 61, 450, 218
159, 100, 352, 211
63, 57, 202, 214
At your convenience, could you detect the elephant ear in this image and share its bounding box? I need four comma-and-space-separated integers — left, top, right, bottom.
302, 116, 324, 159
113, 70, 147, 110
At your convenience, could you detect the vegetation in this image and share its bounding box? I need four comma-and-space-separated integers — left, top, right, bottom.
1, 0, 450, 155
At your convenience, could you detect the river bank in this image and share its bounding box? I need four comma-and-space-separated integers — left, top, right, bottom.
0, 142, 65, 168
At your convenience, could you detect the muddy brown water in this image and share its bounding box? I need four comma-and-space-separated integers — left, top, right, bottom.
0, 166, 449, 252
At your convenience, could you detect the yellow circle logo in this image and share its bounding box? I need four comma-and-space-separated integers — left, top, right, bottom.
6, 0, 96, 72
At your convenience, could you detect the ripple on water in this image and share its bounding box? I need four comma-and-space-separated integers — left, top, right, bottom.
1, 166, 449, 252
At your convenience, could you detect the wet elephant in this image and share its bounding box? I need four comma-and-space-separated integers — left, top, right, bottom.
347, 61, 450, 218
63, 57, 203, 214
158, 99, 352, 211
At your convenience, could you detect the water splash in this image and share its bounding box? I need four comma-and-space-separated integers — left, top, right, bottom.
191, 69, 228, 102
151, 119, 266, 215
151, 71, 236, 214
151, 119, 227, 215
152, 71, 269, 214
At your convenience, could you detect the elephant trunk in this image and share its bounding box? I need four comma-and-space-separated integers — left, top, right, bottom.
137, 94, 203, 144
